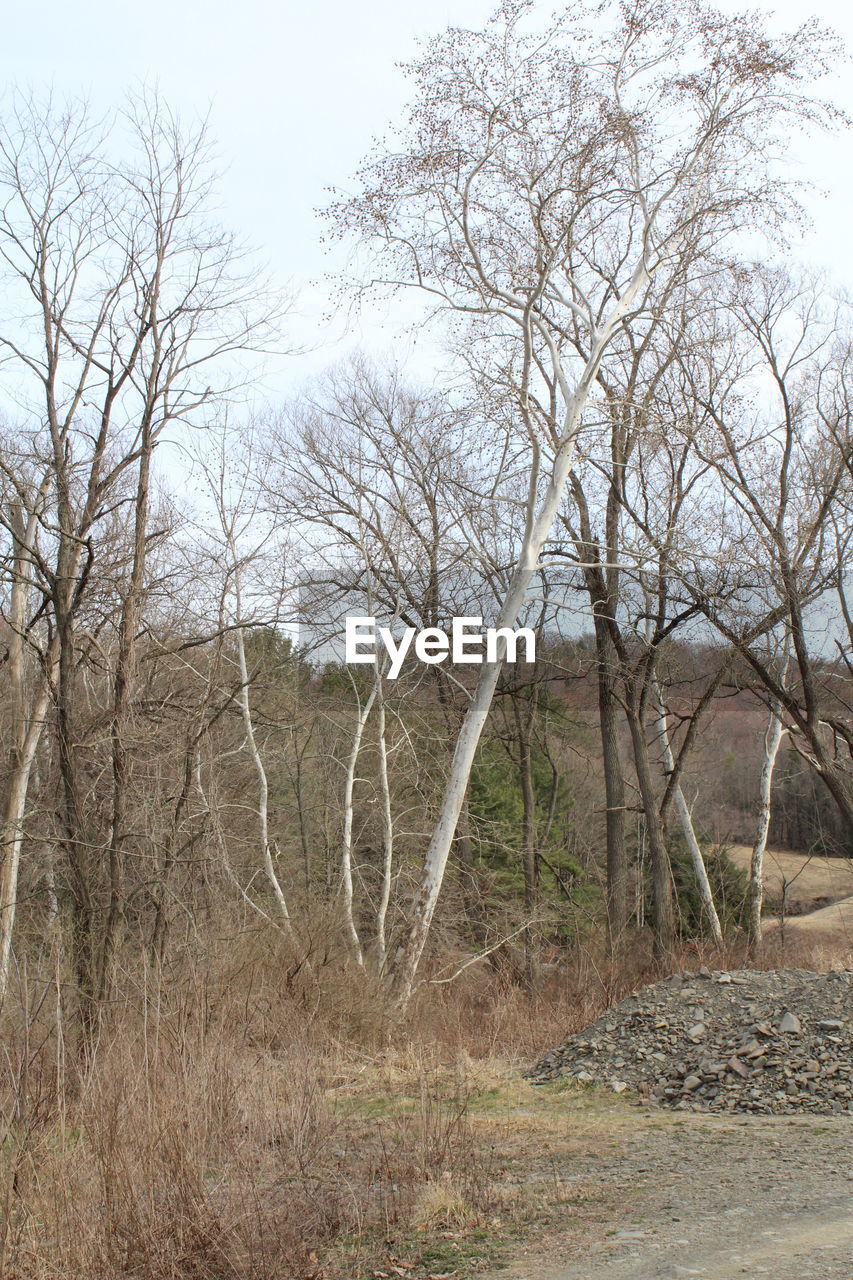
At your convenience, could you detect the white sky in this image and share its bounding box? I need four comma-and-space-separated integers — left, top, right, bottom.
4, 0, 853, 399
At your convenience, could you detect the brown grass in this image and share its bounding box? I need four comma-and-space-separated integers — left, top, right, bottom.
727, 846, 853, 908
0, 924, 848, 1280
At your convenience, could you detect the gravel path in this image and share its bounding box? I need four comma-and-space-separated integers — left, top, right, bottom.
492, 1107, 852, 1280
494, 969, 852, 1280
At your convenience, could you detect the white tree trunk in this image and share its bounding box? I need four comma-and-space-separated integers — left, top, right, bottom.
748, 696, 786, 950
227, 528, 295, 938
340, 678, 375, 967
653, 680, 723, 946
233, 620, 294, 937
0, 679, 53, 1001
390, 263, 650, 1007
0, 496, 54, 1002
374, 676, 394, 974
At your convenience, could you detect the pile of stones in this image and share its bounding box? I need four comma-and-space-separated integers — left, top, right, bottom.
527, 967, 851, 1114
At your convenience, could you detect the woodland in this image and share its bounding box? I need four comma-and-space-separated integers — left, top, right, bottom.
0, 1, 850, 1275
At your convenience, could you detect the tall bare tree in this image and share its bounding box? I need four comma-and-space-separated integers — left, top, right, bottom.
331, 0, 838, 1003
685, 271, 853, 830
0, 89, 279, 1030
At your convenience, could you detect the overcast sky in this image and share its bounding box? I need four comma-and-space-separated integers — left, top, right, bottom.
4, 0, 853, 398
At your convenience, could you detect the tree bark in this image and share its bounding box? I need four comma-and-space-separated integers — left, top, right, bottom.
100, 421, 153, 998
0, 680, 53, 1002
0, 497, 54, 1001
624, 699, 675, 959
747, 697, 786, 954
374, 675, 394, 974
653, 679, 723, 946
594, 616, 628, 951
340, 679, 375, 966
512, 691, 539, 986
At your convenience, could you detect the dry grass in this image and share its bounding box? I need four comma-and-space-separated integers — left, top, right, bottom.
0, 924, 848, 1280
727, 846, 853, 908
766, 896, 853, 937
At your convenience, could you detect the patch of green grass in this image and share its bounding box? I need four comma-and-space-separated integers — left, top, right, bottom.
411, 1233, 504, 1270
468, 1085, 505, 1110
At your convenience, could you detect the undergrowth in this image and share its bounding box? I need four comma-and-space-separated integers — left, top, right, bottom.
0, 925, 848, 1279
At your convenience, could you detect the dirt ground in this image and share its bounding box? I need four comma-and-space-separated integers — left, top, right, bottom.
481, 1085, 852, 1280
726, 846, 853, 938
772, 895, 853, 935
727, 846, 853, 908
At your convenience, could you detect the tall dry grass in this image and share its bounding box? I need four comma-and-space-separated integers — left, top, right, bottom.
0, 921, 848, 1279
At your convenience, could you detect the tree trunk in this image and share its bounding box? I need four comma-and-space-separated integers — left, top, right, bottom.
0, 679, 53, 1002
748, 697, 786, 954
234, 620, 294, 937
374, 675, 394, 974
341, 680, 375, 966
625, 701, 674, 959
513, 694, 539, 987
100, 424, 153, 998
594, 616, 628, 951
55, 601, 98, 1047
653, 680, 723, 946
0, 497, 54, 1002
389, 262, 650, 1008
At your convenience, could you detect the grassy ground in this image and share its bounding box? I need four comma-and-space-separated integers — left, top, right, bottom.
726, 845, 853, 909
324, 1068, 647, 1280
0, 927, 849, 1280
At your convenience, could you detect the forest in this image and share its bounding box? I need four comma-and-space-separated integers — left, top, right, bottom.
0, 1, 850, 1276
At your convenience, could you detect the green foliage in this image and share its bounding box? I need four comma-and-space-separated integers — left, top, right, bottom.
316, 658, 390, 701
467, 736, 586, 904
243, 625, 294, 672
469, 743, 523, 848
667, 836, 749, 938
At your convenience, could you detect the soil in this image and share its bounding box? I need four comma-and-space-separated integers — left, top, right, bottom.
767, 895, 853, 936
723, 846, 853, 936
484, 1100, 852, 1280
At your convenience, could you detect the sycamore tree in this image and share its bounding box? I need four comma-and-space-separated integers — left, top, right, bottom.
677, 270, 853, 939
330, 0, 840, 1004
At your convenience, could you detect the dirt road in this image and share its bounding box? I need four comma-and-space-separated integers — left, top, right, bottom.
725, 846, 852, 938
771, 895, 853, 936
545, 1204, 853, 1279
487, 1097, 852, 1280
726, 847, 852, 910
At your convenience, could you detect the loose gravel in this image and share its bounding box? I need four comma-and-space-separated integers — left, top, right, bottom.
527, 967, 852, 1114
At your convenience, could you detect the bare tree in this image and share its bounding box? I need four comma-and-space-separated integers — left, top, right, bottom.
747, 682, 788, 951
330, 0, 837, 1003
265, 364, 503, 956
198, 428, 297, 941
0, 457, 55, 1001
685, 271, 853, 831
652, 674, 723, 945
0, 89, 279, 1031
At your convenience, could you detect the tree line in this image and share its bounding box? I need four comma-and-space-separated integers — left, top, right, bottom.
0, 1, 851, 1050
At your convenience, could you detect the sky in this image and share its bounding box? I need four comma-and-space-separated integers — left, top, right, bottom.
3, 0, 853, 400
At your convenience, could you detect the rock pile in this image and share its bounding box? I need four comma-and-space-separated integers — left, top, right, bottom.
527, 968, 852, 1114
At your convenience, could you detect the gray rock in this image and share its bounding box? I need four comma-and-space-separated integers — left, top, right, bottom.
526, 968, 851, 1117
